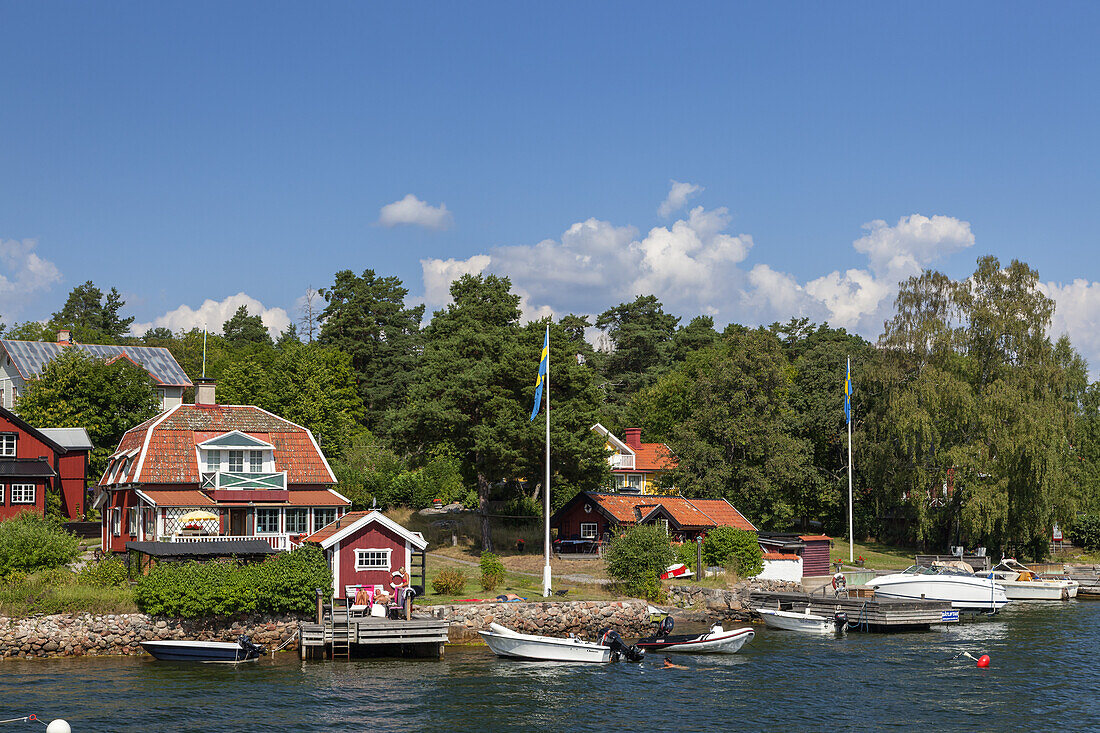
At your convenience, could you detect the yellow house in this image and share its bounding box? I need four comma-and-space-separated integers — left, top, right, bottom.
591, 424, 678, 495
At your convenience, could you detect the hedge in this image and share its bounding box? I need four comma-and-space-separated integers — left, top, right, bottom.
0, 512, 80, 575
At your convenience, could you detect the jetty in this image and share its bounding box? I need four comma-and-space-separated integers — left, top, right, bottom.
299, 603, 450, 660
749, 590, 959, 631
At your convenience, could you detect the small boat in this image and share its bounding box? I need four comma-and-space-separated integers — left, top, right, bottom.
869, 564, 1009, 613
986, 558, 1079, 600
140, 635, 266, 663
758, 606, 848, 633
635, 617, 754, 653
479, 623, 645, 663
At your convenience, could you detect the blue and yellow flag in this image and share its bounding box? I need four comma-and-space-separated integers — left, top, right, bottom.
530, 326, 549, 421
844, 358, 852, 424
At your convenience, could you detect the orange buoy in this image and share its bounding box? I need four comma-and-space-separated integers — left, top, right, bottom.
976, 654, 990, 668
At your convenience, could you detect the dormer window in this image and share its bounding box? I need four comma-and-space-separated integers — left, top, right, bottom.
206, 450, 220, 473
228, 450, 244, 472
197, 431, 275, 478
249, 451, 263, 472
0, 434, 16, 457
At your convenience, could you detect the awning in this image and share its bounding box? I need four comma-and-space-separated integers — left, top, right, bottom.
0, 459, 57, 478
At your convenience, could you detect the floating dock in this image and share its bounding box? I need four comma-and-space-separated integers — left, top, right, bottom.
748, 590, 959, 631
299, 614, 450, 660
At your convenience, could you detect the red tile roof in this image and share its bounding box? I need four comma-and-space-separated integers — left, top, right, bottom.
798, 535, 832, 542
689, 499, 757, 531
140, 489, 215, 507
285, 489, 349, 506
584, 493, 754, 531
764, 552, 801, 561
305, 510, 369, 544
629, 442, 678, 472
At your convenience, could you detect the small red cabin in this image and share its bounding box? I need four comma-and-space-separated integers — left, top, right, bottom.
305, 511, 428, 599
0, 406, 90, 520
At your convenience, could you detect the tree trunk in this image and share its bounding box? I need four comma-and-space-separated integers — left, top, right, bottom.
478, 470, 493, 552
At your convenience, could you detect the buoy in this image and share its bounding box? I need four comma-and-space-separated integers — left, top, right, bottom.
976, 654, 990, 668
46, 720, 71, 733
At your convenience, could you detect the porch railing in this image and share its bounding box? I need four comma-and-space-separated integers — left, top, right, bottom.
158, 533, 291, 551
609, 454, 635, 469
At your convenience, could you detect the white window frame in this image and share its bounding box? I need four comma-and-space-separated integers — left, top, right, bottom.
205, 450, 221, 473
127, 507, 140, 536
314, 507, 337, 530
355, 548, 391, 571
10, 483, 35, 504
249, 450, 263, 472
0, 434, 16, 456
580, 522, 598, 539
286, 508, 309, 534
0, 484, 4, 503
656, 518, 670, 535
255, 508, 281, 534
228, 450, 244, 473
111, 507, 122, 537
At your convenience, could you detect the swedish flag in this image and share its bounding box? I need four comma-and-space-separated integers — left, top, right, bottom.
844, 358, 852, 424
530, 326, 549, 421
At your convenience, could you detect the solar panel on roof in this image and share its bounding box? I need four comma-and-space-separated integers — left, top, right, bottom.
0, 340, 192, 387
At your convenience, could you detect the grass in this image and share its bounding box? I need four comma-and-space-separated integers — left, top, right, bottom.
830, 537, 921, 570
0, 569, 137, 617
418, 553, 618, 605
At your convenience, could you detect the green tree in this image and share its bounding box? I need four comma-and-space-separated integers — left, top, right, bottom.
15, 350, 160, 479
701, 526, 763, 577
671, 315, 720, 362
595, 295, 680, 415
603, 525, 674, 600
318, 269, 424, 436
222, 305, 273, 347
49, 281, 134, 342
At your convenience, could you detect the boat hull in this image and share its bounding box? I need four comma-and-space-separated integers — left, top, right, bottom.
758, 609, 840, 633
479, 624, 612, 663
636, 627, 754, 653
997, 579, 1077, 600
869, 575, 1008, 612
140, 640, 261, 663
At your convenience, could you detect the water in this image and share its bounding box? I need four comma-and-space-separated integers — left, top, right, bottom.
4, 601, 1100, 732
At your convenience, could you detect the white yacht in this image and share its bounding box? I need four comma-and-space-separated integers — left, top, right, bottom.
868, 565, 1009, 613
987, 558, 1079, 600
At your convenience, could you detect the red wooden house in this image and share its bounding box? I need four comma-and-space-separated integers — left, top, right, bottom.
93, 379, 350, 553
304, 511, 428, 599
0, 406, 90, 520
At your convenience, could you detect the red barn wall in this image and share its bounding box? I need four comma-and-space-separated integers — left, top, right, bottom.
801, 539, 832, 577
335, 522, 409, 597
57, 451, 88, 519
553, 500, 612, 541
0, 414, 57, 520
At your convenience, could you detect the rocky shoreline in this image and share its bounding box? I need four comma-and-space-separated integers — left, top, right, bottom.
427, 599, 651, 642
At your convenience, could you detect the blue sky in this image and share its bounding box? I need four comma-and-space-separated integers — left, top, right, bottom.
3, 3, 1100, 364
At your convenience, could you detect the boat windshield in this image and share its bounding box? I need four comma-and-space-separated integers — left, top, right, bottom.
901, 564, 974, 577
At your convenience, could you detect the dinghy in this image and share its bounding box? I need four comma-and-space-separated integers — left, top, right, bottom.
757, 607, 848, 633
635, 617, 754, 654
140, 635, 266, 663
479, 623, 645, 663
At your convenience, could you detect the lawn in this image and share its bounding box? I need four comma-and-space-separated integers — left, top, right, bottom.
417, 553, 617, 605
830, 537, 920, 570
0, 569, 137, 617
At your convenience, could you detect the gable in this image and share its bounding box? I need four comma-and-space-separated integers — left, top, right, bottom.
198, 431, 274, 449
0, 340, 193, 387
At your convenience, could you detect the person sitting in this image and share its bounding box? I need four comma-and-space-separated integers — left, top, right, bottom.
353, 586, 373, 607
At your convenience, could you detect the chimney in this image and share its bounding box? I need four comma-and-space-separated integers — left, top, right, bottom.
57, 329, 72, 344
195, 378, 216, 406
624, 427, 642, 450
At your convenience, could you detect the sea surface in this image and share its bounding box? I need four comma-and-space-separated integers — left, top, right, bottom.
4, 600, 1100, 732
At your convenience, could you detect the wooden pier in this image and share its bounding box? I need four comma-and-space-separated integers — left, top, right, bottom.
749, 590, 959, 632
299, 614, 450, 660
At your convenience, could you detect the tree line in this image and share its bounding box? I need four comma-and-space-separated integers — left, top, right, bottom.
5, 258, 1100, 557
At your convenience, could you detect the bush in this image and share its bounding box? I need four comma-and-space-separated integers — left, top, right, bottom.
134, 544, 331, 618
462, 489, 479, 509
702, 527, 763, 578
1071, 514, 1100, 552
674, 541, 699, 570
479, 552, 505, 591
0, 512, 80, 575
603, 525, 674, 600
432, 568, 467, 595
78, 555, 128, 588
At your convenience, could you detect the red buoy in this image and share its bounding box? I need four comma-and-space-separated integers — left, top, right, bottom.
976, 654, 990, 668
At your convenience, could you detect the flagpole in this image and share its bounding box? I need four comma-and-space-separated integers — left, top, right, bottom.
543, 325, 552, 597
847, 355, 854, 563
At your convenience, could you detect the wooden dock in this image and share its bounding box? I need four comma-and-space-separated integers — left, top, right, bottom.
749, 590, 959, 632
299, 615, 450, 660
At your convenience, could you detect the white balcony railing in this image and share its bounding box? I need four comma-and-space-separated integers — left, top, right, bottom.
159, 533, 291, 551
609, 453, 635, 469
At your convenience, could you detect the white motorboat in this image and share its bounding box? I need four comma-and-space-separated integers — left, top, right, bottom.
478, 623, 645, 663
869, 565, 1009, 613
987, 558, 1079, 600
758, 607, 847, 633
635, 618, 755, 653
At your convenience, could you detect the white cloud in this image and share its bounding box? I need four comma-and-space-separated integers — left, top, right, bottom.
658, 180, 703, 218
853, 214, 975, 282
131, 293, 290, 339
378, 194, 453, 230
1041, 279, 1100, 375
0, 238, 62, 319
418, 255, 491, 311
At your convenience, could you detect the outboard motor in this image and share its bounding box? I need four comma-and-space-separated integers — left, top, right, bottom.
833, 612, 849, 632
656, 615, 675, 637
598, 628, 646, 662
238, 634, 267, 657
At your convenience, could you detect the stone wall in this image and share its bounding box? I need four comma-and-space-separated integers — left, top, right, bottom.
424, 600, 651, 642
666, 579, 802, 621
0, 613, 304, 659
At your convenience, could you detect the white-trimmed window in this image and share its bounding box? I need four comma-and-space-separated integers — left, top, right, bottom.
228, 450, 244, 472
206, 450, 221, 473
286, 508, 309, 534
10, 483, 35, 504
127, 507, 140, 536
314, 507, 337, 530
143, 508, 156, 537
580, 522, 598, 539
255, 508, 280, 534
0, 434, 16, 456
355, 548, 391, 571
249, 450, 263, 472
111, 507, 122, 537
0, 484, 4, 503
656, 518, 669, 535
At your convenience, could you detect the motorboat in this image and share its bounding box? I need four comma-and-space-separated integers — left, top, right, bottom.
635, 617, 754, 653
140, 635, 266, 663
478, 623, 645, 663
868, 565, 1009, 613
757, 606, 848, 633
987, 558, 1079, 600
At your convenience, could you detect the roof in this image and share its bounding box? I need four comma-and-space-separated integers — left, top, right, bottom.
554, 492, 756, 532
285, 489, 349, 506
137, 489, 216, 507
38, 427, 93, 450
798, 535, 832, 542
101, 404, 337, 486
590, 424, 678, 472
0, 340, 192, 387
763, 552, 801, 561
305, 510, 428, 550
0, 458, 57, 478
124, 540, 278, 557
0, 405, 71, 455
